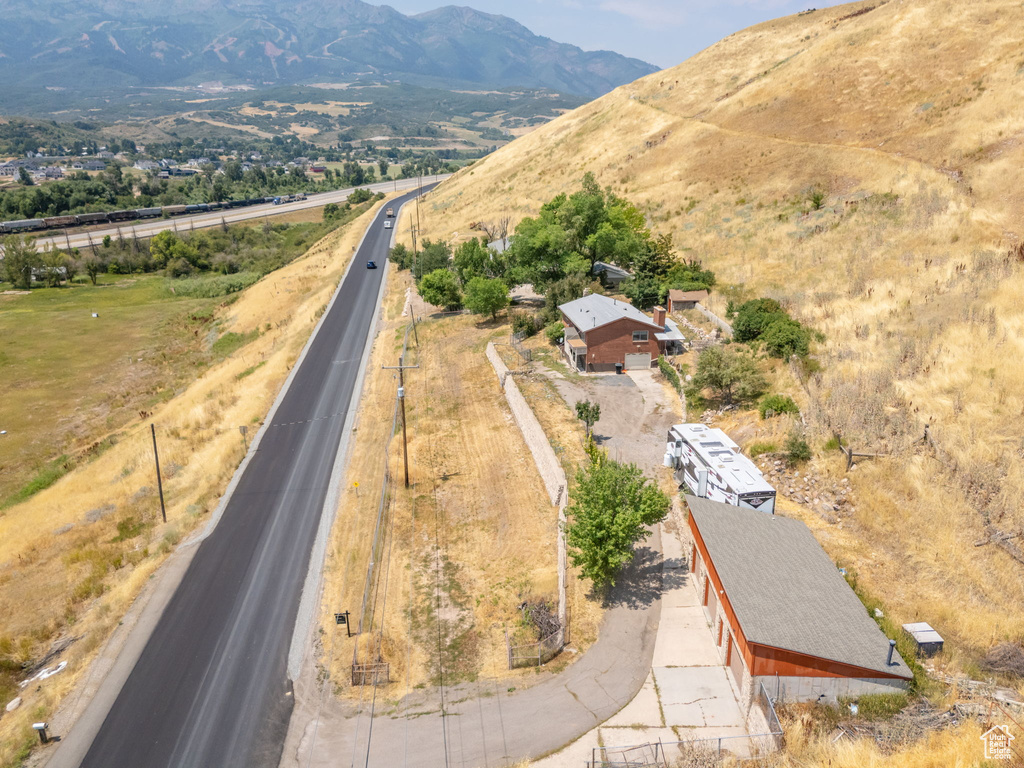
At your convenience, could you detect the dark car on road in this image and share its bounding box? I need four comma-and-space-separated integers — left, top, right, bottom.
366, 260, 377, 269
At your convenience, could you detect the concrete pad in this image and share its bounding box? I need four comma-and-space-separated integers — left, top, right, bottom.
604, 673, 662, 727
654, 667, 746, 729
652, 579, 721, 668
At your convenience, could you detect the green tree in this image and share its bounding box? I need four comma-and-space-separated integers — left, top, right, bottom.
378, 159, 389, 177
690, 346, 766, 405
389, 243, 413, 270
81, 253, 105, 285
418, 269, 463, 310
565, 447, 671, 588
413, 239, 452, 281
760, 316, 811, 359
732, 298, 786, 342
323, 202, 340, 221
453, 237, 503, 283
575, 400, 601, 439
18, 166, 34, 186
463, 276, 509, 320
1, 237, 41, 288
622, 276, 661, 310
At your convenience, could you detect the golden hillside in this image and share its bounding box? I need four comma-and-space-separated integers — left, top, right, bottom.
415, 0, 1024, 668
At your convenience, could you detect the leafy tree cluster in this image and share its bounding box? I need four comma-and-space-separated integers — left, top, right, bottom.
390, 236, 510, 319
565, 445, 671, 588
505, 174, 715, 311
0, 162, 356, 222
1, 205, 366, 291
730, 298, 812, 360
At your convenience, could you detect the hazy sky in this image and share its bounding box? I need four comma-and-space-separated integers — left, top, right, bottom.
387, 0, 848, 69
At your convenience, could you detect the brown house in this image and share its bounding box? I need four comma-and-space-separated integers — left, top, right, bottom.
558, 294, 683, 372
686, 496, 912, 703
668, 288, 709, 312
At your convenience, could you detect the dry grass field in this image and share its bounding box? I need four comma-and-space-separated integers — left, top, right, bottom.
414, 0, 1024, 681
0, 204, 384, 766
318, 294, 578, 695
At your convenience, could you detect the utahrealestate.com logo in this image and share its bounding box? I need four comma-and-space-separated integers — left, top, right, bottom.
981, 725, 1015, 760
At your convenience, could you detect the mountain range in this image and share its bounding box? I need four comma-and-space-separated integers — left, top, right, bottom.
0, 0, 658, 98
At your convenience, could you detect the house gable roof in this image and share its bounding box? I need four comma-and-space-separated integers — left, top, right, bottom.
687, 495, 912, 679
559, 293, 661, 333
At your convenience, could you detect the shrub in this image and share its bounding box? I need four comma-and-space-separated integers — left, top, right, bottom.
657, 355, 681, 393
545, 321, 565, 345
785, 430, 812, 464
758, 394, 800, 419
747, 442, 777, 459
170, 272, 259, 297
761, 316, 811, 359
511, 311, 539, 337
732, 298, 785, 342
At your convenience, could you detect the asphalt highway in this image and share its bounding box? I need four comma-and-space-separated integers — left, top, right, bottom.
30, 175, 448, 253
76, 187, 430, 768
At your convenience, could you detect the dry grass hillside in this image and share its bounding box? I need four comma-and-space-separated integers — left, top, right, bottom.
415, 0, 1024, 676
0, 207, 381, 766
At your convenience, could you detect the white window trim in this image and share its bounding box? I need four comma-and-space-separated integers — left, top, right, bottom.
632, 330, 649, 342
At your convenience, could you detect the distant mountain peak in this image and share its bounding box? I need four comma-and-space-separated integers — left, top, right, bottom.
0, 0, 658, 98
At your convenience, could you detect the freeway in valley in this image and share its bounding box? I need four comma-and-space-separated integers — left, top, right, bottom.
48, 184, 435, 768
30, 175, 448, 253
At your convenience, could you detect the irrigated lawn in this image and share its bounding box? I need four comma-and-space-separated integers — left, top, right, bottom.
0, 275, 217, 507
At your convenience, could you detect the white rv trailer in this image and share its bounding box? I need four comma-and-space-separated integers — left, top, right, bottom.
665, 423, 776, 514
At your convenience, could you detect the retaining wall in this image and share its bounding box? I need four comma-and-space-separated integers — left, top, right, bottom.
486, 342, 568, 630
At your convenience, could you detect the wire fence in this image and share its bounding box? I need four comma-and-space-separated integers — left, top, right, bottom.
505, 613, 570, 669
590, 683, 783, 766
351, 316, 417, 684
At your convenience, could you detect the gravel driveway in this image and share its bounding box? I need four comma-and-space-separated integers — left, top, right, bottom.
546, 368, 684, 474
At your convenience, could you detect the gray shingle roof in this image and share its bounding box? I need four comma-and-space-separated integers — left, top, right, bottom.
559, 293, 660, 333
687, 496, 912, 679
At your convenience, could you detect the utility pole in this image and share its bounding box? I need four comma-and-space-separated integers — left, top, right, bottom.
151, 424, 167, 523
382, 356, 419, 487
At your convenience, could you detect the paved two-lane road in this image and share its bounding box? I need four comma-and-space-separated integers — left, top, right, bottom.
31, 175, 448, 253
65, 187, 430, 768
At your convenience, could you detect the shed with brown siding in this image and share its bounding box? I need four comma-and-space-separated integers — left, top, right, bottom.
668, 289, 709, 311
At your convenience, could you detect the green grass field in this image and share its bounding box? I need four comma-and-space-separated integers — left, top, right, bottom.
0, 275, 220, 507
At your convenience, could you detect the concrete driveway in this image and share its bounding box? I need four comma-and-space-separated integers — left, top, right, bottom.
533, 515, 750, 767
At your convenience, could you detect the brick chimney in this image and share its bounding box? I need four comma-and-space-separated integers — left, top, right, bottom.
653, 305, 666, 328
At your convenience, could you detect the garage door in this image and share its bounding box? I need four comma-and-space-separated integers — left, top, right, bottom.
624, 353, 651, 370
728, 634, 745, 688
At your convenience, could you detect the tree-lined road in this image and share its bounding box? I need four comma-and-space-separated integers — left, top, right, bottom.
31, 175, 449, 253
51, 185, 434, 768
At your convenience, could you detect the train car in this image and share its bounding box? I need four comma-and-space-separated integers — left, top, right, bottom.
76, 212, 109, 225
43, 215, 78, 228
163, 205, 188, 216
135, 207, 162, 219
1, 219, 46, 233
108, 210, 136, 222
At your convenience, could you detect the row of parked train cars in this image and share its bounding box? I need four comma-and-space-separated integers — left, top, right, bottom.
0, 194, 307, 235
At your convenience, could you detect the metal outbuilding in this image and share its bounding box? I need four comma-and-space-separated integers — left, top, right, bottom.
902, 622, 944, 657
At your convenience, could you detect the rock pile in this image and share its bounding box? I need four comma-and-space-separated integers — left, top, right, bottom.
756, 455, 856, 523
